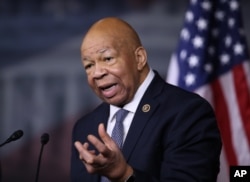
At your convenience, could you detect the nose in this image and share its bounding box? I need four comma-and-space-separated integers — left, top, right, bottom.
92, 62, 107, 79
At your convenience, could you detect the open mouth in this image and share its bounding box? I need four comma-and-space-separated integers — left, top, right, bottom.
101, 84, 116, 90
99, 83, 118, 98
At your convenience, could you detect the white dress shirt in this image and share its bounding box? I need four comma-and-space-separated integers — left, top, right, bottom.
106, 69, 155, 143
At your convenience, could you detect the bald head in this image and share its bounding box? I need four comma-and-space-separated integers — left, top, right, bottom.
82, 17, 142, 51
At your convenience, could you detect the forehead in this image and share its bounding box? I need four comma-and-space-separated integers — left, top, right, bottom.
81, 34, 122, 55
81, 42, 116, 57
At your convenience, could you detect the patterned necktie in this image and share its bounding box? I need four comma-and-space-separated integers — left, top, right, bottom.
101, 109, 129, 182
111, 109, 129, 149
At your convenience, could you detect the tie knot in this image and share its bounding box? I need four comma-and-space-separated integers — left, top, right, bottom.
116, 109, 129, 123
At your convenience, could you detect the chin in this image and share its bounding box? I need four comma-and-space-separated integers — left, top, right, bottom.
105, 98, 126, 107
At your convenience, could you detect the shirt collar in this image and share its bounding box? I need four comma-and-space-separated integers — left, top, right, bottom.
110, 69, 155, 119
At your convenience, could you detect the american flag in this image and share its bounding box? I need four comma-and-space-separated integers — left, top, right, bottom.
166, 0, 250, 181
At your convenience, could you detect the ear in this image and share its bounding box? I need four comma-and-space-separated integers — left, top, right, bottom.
135, 46, 147, 71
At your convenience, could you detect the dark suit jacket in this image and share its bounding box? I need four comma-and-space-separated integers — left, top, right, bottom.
71, 72, 222, 182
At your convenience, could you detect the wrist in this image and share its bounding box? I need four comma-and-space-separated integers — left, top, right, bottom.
111, 165, 134, 182
124, 171, 135, 182
123, 165, 134, 182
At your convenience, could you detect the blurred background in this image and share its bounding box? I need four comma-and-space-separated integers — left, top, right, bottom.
0, 0, 249, 181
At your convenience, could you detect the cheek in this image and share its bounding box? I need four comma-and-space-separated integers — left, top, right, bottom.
87, 76, 92, 85
121, 74, 138, 95
87, 77, 96, 90
124, 66, 140, 83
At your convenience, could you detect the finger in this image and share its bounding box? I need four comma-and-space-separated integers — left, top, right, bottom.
98, 123, 109, 139
84, 142, 89, 147
74, 141, 95, 164
74, 141, 87, 161
74, 141, 85, 152
87, 123, 116, 154
98, 123, 118, 150
87, 134, 109, 155
82, 142, 96, 154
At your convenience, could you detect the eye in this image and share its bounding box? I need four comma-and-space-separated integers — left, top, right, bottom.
104, 57, 113, 62
84, 63, 93, 70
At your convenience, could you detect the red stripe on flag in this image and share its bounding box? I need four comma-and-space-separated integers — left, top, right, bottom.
211, 79, 238, 165
233, 64, 250, 146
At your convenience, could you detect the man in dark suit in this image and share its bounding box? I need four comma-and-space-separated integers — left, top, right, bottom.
71, 17, 222, 182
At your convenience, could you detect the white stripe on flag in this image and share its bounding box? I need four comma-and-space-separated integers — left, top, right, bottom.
219, 70, 250, 165
166, 54, 179, 85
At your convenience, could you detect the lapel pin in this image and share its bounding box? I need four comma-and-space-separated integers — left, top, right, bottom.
142, 104, 150, 112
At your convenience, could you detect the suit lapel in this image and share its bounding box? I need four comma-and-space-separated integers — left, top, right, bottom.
87, 103, 110, 142
95, 103, 110, 127
122, 72, 164, 160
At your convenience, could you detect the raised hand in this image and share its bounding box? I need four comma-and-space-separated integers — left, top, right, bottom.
74, 123, 133, 181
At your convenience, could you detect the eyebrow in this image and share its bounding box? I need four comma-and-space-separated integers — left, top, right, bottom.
82, 57, 90, 61
98, 48, 108, 53
82, 48, 110, 61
